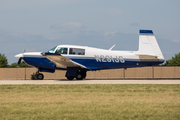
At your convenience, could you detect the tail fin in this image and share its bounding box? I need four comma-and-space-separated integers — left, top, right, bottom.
137, 30, 164, 60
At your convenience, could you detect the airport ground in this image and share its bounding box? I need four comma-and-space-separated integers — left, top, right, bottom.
0, 84, 180, 120
0, 79, 180, 84
1, 67, 180, 119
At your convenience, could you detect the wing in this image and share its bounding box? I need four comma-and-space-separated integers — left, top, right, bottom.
41, 53, 87, 69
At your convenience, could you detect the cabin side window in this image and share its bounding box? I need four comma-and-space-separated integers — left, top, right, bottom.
69, 48, 85, 55
55, 48, 68, 54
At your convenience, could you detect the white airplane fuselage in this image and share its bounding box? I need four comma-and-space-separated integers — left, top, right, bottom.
15, 30, 165, 80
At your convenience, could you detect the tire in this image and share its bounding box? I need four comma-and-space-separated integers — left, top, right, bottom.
76, 73, 83, 80
67, 77, 74, 80
37, 73, 44, 80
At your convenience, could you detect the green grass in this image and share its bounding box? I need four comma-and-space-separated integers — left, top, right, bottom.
0, 84, 180, 120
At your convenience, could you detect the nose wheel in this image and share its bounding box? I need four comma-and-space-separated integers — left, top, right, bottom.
31, 72, 44, 80
36, 73, 44, 80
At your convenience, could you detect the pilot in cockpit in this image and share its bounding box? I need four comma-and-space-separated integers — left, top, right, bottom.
55, 48, 67, 54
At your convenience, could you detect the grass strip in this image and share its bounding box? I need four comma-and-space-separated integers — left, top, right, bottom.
0, 84, 180, 120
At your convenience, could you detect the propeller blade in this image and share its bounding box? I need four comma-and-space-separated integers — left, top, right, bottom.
18, 57, 22, 64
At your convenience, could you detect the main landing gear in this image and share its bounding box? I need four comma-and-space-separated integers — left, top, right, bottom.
66, 69, 86, 80
31, 71, 44, 80
76, 71, 86, 80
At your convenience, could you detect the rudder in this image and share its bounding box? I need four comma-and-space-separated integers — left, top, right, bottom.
137, 30, 164, 60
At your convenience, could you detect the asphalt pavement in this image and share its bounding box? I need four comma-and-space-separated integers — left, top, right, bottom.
0, 79, 180, 84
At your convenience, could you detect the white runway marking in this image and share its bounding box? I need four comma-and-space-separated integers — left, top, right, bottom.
0, 80, 180, 84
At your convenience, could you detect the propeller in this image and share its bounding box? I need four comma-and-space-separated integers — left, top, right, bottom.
17, 49, 26, 65
18, 57, 22, 64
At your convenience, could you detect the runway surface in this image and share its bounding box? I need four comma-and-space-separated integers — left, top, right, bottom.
0, 79, 180, 84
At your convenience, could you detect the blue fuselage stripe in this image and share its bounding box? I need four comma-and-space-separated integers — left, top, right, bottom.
69, 57, 162, 69
23, 57, 56, 69
23, 56, 163, 70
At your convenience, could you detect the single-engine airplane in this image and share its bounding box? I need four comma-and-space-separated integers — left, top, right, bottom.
15, 30, 165, 80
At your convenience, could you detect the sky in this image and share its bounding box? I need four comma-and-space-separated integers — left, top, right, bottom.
0, 0, 180, 64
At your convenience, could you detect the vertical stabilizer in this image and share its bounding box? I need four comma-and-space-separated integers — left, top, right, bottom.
137, 30, 164, 60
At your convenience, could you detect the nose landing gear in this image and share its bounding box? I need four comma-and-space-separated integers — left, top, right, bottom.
36, 73, 44, 80
31, 72, 44, 80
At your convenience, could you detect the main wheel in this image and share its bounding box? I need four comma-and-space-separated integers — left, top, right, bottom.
67, 77, 74, 80
76, 73, 84, 80
37, 73, 44, 80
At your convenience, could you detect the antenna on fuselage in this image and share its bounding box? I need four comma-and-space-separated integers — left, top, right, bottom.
109, 44, 116, 51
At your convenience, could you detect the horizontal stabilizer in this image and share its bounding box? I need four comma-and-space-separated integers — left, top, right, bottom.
136, 54, 157, 59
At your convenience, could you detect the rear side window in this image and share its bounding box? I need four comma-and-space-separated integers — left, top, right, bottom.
69, 48, 85, 55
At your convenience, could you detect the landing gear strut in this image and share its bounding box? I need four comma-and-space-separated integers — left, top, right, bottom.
31, 72, 44, 80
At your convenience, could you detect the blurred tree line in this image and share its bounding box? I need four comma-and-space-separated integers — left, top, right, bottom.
0, 53, 30, 67
0, 53, 180, 67
163, 52, 180, 66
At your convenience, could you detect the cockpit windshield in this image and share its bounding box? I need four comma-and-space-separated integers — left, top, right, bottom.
47, 46, 57, 53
